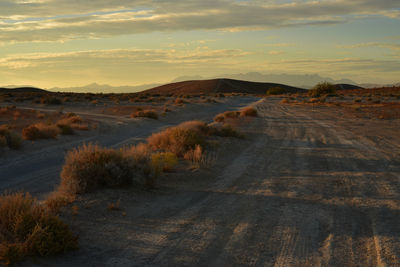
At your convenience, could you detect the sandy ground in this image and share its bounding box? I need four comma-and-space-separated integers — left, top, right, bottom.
6, 96, 400, 266
0, 96, 257, 196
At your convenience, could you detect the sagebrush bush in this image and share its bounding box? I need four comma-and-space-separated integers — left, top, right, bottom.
147, 127, 205, 157
60, 143, 136, 194
22, 123, 59, 140
22, 125, 41, 140
0, 193, 77, 265
0, 125, 22, 149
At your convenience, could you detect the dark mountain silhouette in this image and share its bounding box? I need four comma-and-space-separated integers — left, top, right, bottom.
143, 78, 307, 95
0, 87, 47, 93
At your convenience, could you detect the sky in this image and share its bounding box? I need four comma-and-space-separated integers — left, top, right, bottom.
0, 0, 399, 89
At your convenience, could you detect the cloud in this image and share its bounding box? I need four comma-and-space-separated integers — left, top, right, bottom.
0, 47, 250, 69
268, 50, 285, 55
278, 57, 400, 73
0, 0, 399, 43
337, 42, 400, 53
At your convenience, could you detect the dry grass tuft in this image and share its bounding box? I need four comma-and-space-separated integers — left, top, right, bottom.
0, 192, 77, 265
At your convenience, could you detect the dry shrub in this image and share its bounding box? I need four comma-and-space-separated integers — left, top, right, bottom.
13, 111, 21, 120
124, 143, 151, 165
0, 192, 77, 265
0, 125, 22, 149
60, 143, 136, 194
60, 143, 152, 194
266, 86, 285, 95
176, 120, 212, 135
174, 98, 186, 105
214, 124, 244, 138
40, 96, 62, 105
240, 107, 258, 117
22, 123, 59, 140
224, 111, 240, 119
57, 115, 88, 131
214, 113, 225, 122
147, 127, 205, 157
22, 125, 41, 140
131, 110, 158, 120
45, 191, 75, 214
57, 124, 75, 135
309, 81, 336, 97
36, 112, 45, 119
213, 111, 240, 122
108, 200, 120, 211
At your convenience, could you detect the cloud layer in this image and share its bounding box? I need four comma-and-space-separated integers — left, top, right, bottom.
1, 0, 399, 43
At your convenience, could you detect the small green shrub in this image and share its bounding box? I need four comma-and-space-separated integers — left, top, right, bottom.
151, 152, 178, 172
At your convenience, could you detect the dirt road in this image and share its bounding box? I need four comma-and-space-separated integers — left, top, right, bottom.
23, 97, 400, 266
0, 97, 257, 196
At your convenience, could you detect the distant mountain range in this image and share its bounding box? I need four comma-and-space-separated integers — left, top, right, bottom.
1, 72, 398, 93
172, 72, 358, 89
49, 83, 161, 93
